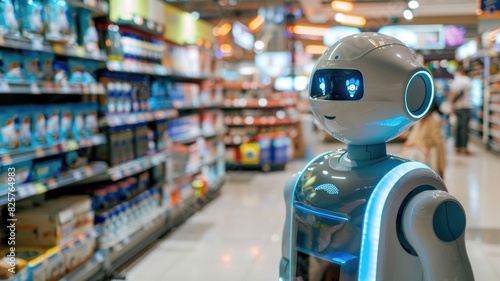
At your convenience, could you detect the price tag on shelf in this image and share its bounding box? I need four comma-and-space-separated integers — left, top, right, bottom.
52, 43, 65, 54
0, 81, 10, 92
89, 83, 98, 94
73, 171, 83, 181
1, 154, 12, 166
34, 182, 47, 194
75, 46, 85, 58
61, 81, 71, 93
46, 178, 57, 189
17, 185, 32, 198
31, 38, 44, 51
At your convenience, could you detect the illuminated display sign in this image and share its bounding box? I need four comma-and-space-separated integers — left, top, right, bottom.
323, 26, 361, 47
455, 40, 478, 60
255, 52, 291, 78
378, 25, 445, 50
232, 22, 255, 50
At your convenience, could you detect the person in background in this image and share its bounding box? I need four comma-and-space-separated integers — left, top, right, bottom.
449, 64, 473, 155
402, 98, 446, 178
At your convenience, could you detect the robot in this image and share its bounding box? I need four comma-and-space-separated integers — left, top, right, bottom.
280, 33, 474, 281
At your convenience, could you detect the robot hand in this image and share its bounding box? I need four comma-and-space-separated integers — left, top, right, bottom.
403, 190, 474, 281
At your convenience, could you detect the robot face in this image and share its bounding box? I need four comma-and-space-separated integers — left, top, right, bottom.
309, 32, 434, 145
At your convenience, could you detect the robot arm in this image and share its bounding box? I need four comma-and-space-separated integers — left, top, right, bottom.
403, 190, 474, 281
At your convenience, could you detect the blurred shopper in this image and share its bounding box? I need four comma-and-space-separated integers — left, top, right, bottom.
402, 99, 446, 178
449, 65, 473, 155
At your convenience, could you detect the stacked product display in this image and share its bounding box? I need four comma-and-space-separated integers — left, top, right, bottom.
0, 1, 226, 280
221, 81, 299, 171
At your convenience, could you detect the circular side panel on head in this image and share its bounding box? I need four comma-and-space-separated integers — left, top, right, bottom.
405, 71, 434, 119
433, 201, 466, 242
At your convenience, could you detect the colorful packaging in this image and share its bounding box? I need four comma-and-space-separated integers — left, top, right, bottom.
44, 0, 70, 41
18, 107, 33, 148
0, 0, 19, 35
79, 9, 99, 54
83, 102, 98, 135
46, 105, 60, 142
18, 0, 44, 37
0, 108, 20, 151
0, 160, 32, 194
73, 103, 86, 139
39, 52, 54, 80
2, 51, 24, 81
33, 106, 47, 145
240, 142, 260, 165
32, 157, 62, 181
60, 104, 74, 139
53, 60, 68, 83
22, 50, 40, 81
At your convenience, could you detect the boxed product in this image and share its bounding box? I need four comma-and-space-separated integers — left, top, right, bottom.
44, 0, 71, 41
22, 51, 40, 81
83, 102, 98, 135
18, 0, 44, 38
240, 143, 260, 165
68, 59, 96, 84
53, 61, 68, 83
2, 51, 24, 81
38, 53, 54, 81
62, 233, 95, 272
155, 119, 168, 151
31, 157, 62, 182
78, 9, 99, 54
72, 103, 86, 139
0, 0, 19, 35
16, 201, 73, 246
62, 148, 90, 170
60, 105, 74, 139
0, 107, 20, 151
18, 108, 33, 148
33, 106, 47, 145
0, 160, 32, 195
45, 106, 60, 142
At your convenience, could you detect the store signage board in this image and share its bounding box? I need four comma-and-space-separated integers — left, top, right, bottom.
455, 40, 478, 61
378, 25, 445, 50
255, 52, 291, 78
480, 0, 500, 14
323, 26, 361, 47
232, 22, 255, 50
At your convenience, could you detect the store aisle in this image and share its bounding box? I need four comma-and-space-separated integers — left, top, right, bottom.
125, 140, 500, 281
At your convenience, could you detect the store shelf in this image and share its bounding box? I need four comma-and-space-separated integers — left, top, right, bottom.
490, 104, 500, 112
222, 81, 269, 90
173, 101, 222, 110
0, 35, 106, 61
489, 115, 500, 125
490, 128, 500, 139
60, 250, 106, 281
224, 116, 299, 126
114, 16, 164, 37
0, 80, 106, 95
67, 0, 108, 17
490, 74, 500, 83
107, 151, 169, 181
100, 109, 179, 127
1, 134, 106, 166
488, 140, 500, 153
226, 162, 287, 172
0, 162, 108, 205
222, 98, 295, 109
105, 61, 209, 82
223, 133, 289, 146
170, 154, 223, 181
490, 94, 500, 102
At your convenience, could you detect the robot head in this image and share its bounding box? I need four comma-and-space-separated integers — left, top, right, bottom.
309, 32, 434, 145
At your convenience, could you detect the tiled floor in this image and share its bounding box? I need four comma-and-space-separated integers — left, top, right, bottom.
125, 137, 500, 281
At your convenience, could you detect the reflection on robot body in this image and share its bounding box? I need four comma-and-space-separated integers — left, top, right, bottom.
280, 32, 474, 281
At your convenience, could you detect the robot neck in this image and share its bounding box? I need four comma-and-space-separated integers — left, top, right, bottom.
346, 143, 387, 162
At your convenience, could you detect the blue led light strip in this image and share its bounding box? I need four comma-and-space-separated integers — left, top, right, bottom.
358, 161, 429, 281
294, 202, 349, 222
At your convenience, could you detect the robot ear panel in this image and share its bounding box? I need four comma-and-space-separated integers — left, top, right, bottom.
404, 70, 434, 119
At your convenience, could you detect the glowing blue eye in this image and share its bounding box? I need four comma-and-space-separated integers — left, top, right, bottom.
346, 78, 360, 97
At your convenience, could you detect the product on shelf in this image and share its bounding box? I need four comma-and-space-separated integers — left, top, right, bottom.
98, 23, 124, 61
18, 0, 44, 38
0, 0, 19, 35
31, 156, 63, 181
22, 50, 40, 81
39, 52, 55, 80
78, 9, 100, 55
44, 0, 73, 42
99, 73, 151, 115
0, 160, 32, 193
68, 59, 97, 84
15, 196, 93, 246
46, 105, 60, 142
0, 108, 20, 151
1, 50, 25, 81
168, 115, 201, 141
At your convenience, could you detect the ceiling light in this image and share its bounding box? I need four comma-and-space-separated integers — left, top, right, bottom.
331, 1, 353, 12
334, 13, 366, 27
408, 0, 419, 9
403, 9, 413, 20
249, 16, 265, 31
220, 44, 233, 54
292, 25, 328, 37
213, 22, 232, 37
254, 40, 265, 50
305, 45, 328, 55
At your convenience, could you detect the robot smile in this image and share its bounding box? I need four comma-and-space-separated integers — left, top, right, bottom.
324, 115, 336, 120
